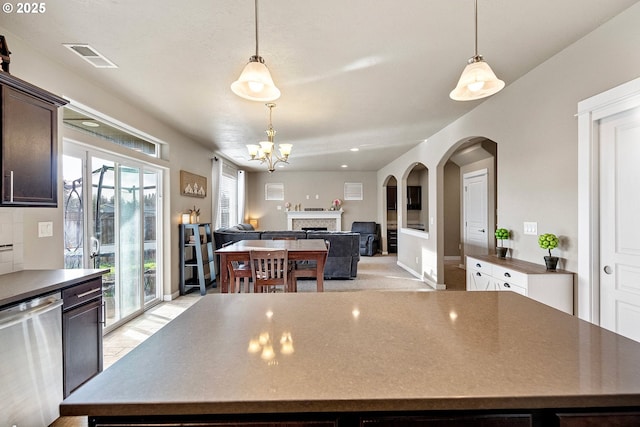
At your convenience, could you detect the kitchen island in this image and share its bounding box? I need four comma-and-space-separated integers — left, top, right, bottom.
61, 291, 640, 426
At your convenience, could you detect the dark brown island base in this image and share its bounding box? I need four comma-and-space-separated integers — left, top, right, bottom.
61, 291, 640, 426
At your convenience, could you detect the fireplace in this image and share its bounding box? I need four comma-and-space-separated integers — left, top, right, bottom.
286, 210, 343, 231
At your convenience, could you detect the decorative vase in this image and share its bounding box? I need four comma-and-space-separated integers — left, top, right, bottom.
544, 256, 559, 270
496, 247, 507, 258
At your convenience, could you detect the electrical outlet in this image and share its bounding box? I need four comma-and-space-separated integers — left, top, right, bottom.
523, 221, 537, 235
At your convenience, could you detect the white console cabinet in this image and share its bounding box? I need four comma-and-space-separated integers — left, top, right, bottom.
466, 255, 574, 315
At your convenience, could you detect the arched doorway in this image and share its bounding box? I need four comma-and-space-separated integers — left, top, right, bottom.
440, 138, 497, 290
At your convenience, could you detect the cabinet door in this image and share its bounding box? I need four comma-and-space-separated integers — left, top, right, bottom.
467, 270, 495, 291
1, 86, 58, 206
386, 186, 397, 210
63, 298, 103, 397
407, 186, 422, 210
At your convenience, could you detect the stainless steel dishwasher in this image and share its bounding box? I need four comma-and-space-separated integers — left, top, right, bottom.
0, 291, 64, 426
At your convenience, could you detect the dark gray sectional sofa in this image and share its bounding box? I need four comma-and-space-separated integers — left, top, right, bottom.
214, 224, 360, 279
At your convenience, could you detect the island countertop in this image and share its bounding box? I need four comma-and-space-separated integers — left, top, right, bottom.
61, 291, 640, 422
0, 269, 109, 308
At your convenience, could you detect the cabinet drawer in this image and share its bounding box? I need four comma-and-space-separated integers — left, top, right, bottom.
497, 281, 527, 296
467, 257, 492, 275
492, 265, 527, 287
63, 278, 103, 310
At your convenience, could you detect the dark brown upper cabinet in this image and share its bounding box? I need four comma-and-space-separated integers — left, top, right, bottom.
407, 185, 421, 210
0, 72, 67, 207
386, 186, 397, 210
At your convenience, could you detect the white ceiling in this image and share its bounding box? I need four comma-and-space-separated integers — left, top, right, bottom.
1, 0, 637, 171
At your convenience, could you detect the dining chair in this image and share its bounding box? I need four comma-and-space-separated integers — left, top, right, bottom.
222, 241, 251, 293
249, 249, 293, 293
291, 240, 330, 292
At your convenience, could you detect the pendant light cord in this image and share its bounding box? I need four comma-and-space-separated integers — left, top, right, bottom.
473, 0, 478, 57
254, 0, 259, 57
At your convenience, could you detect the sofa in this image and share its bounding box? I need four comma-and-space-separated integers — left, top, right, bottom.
214, 224, 359, 279
350, 221, 380, 256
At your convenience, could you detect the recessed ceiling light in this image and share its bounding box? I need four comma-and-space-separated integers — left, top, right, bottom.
350, 147, 359, 152
341, 164, 348, 168
82, 121, 100, 127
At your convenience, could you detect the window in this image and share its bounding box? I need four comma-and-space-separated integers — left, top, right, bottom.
219, 165, 238, 229
63, 105, 161, 158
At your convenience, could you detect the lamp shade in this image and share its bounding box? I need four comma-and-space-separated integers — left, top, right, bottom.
450, 59, 505, 101
278, 143, 292, 157
259, 140, 274, 154
231, 58, 281, 102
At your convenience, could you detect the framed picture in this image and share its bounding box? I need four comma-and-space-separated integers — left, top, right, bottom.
180, 170, 207, 198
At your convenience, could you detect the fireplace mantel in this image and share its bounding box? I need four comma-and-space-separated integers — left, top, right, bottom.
286, 210, 343, 231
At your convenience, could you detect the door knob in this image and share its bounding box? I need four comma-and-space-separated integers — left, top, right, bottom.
603, 265, 613, 275
479, 229, 485, 233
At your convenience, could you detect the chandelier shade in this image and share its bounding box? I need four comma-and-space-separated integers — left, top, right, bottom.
450, 0, 504, 101
247, 103, 291, 172
231, 0, 280, 102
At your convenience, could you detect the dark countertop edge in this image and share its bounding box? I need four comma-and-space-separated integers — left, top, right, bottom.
0, 269, 109, 308
59, 394, 640, 417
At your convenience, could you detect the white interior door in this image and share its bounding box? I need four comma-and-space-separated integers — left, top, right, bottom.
600, 106, 640, 342
463, 169, 489, 256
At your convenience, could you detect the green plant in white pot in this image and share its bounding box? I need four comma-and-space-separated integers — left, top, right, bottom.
538, 233, 559, 270
494, 228, 510, 258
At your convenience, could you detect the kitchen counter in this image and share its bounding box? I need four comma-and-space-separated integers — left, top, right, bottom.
0, 269, 108, 308
61, 291, 640, 425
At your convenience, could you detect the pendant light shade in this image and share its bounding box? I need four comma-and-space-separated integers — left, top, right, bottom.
450, 0, 504, 101
450, 56, 504, 101
231, 0, 280, 102
231, 55, 281, 101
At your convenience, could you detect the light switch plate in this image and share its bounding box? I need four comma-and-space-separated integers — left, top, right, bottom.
38, 221, 53, 237
523, 221, 537, 235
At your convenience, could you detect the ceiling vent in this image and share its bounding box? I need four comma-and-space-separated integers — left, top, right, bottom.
63, 44, 118, 68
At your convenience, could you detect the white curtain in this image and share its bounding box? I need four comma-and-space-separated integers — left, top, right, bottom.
211, 157, 222, 229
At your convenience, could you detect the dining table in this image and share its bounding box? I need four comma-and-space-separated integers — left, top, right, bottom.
215, 239, 329, 292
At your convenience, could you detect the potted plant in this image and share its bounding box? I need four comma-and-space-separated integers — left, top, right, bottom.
494, 228, 510, 258
538, 233, 559, 270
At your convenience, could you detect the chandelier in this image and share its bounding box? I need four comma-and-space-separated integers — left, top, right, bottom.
247, 103, 292, 172
450, 0, 504, 101
230, 0, 281, 102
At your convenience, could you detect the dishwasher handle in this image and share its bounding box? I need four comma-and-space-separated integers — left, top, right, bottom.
0, 296, 63, 331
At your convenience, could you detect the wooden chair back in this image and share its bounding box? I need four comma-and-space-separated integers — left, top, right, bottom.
249, 249, 292, 292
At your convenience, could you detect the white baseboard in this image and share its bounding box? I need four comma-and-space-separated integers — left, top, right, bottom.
396, 260, 446, 290
163, 291, 180, 301
444, 256, 461, 262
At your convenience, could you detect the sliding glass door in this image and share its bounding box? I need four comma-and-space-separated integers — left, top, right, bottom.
63, 146, 162, 331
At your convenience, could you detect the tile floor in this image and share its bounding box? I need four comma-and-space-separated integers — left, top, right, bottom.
103, 292, 202, 369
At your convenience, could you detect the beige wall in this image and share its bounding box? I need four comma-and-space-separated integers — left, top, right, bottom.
377, 2, 640, 288
0, 27, 215, 298
246, 171, 377, 231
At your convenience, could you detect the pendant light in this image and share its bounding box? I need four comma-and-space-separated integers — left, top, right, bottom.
246, 103, 292, 172
450, 0, 504, 101
231, 0, 281, 102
